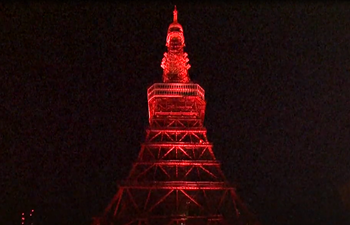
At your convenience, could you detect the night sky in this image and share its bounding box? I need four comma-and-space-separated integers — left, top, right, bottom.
2, 3, 350, 225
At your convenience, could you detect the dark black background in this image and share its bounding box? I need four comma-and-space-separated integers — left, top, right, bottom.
2, 3, 350, 225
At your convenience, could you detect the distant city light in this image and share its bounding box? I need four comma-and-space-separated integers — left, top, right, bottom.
21, 209, 35, 225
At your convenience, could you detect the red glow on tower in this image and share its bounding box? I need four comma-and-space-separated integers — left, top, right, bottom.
92, 7, 260, 225
161, 6, 191, 83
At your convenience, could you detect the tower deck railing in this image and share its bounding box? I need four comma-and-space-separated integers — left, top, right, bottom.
148, 83, 205, 102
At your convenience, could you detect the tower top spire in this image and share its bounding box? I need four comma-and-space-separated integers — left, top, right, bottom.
161, 7, 191, 83
173, 5, 177, 22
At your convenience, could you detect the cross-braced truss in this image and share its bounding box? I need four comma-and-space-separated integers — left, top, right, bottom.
93, 94, 259, 225
93, 8, 260, 225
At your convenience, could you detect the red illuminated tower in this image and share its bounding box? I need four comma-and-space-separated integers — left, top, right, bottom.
93, 7, 260, 225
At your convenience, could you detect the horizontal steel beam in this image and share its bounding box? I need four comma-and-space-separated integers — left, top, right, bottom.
142, 142, 213, 147
155, 112, 199, 116
114, 215, 225, 220
146, 128, 207, 132
119, 181, 234, 190
151, 118, 202, 121
134, 160, 220, 166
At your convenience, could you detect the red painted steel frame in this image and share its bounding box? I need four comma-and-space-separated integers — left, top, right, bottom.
93, 7, 260, 225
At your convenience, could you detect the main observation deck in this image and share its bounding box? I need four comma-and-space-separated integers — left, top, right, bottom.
147, 83, 206, 123
147, 83, 205, 102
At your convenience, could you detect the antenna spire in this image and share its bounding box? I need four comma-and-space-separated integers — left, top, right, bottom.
161, 6, 190, 83
173, 5, 177, 22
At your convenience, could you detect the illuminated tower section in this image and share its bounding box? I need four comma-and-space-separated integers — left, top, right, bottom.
93, 7, 260, 225
161, 7, 191, 83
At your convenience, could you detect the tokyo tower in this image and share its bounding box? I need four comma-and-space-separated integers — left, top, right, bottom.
92, 7, 260, 225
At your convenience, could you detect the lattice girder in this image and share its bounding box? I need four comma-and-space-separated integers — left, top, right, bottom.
99, 187, 254, 225
93, 7, 261, 225
138, 143, 216, 161
127, 161, 225, 182
151, 118, 203, 128
145, 129, 208, 143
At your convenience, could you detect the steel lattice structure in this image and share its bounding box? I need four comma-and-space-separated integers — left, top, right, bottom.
93, 7, 260, 225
